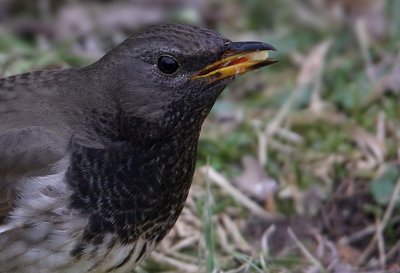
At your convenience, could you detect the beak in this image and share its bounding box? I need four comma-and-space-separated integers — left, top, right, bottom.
193, 41, 278, 82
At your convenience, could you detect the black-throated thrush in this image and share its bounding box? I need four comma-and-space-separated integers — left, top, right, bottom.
0, 24, 277, 272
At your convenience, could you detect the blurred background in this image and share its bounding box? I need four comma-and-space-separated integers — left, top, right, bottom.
0, 0, 399, 272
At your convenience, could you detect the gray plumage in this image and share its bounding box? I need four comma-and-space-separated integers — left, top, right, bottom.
0, 23, 275, 272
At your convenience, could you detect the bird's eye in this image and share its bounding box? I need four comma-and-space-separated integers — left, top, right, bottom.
157, 55, 180, 74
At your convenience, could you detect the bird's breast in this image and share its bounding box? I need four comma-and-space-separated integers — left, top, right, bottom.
66, 134, 199, 248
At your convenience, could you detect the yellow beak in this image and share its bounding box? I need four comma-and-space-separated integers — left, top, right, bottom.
193, 41, 278, 82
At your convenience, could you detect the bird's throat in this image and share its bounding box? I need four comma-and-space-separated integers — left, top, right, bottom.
66, 131, 199, 244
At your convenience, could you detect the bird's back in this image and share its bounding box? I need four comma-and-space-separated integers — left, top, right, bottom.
1, 70, 69, 133
0, 69, 73, 215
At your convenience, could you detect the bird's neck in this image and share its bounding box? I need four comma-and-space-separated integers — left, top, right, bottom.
66, 129, 200, 244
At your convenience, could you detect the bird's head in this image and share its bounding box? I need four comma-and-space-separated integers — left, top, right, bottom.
90, 24, 277, 142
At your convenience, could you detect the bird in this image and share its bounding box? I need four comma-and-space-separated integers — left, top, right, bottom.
0, 23, 277, 273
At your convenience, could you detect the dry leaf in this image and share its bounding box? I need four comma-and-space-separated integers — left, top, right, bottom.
352, 127, 385, 170
234, 156, 278, 203
296, 40, 331, 86
337, 243, 362, 264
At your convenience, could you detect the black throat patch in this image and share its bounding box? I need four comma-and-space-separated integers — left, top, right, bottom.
66, 128, 199, 253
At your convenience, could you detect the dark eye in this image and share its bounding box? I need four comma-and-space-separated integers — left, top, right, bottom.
157, 55, 179, 74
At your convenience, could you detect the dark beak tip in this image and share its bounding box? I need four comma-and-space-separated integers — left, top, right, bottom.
225, 41, 277, 53
260, 58, 279, 68
267, 44, 278, 51
258, 42, 277, 52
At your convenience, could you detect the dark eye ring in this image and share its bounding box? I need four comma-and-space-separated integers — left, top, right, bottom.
157, 55, 180, 74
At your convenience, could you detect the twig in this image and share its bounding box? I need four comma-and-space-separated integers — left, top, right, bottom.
167, 251, 200, 264
375, 218, 386, 269
221, 214, 252, 251
338, 225, 376, 245
276, 127, 304, 145
376, 111, 386, 144
224, 264, 250, 273
253, 119, 268, 166
313, 232, 325, 259
199, 166, 278, 219
357, 178, 400, 265
203, 166, 216, 273
261, 224, 276, 256
288, 227, 326, 272
355, 18, 376, 82
257, 84, 301, 166
381, 178, 400, 228
178, 207, 203, 230
269, 139, 296, 154
216, 221, 232, 253
257, 130, 268, 166
170, 235, 199, 251
385, 239, 400, 261
150, 252, 199, 272
265, 85, 299, 138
